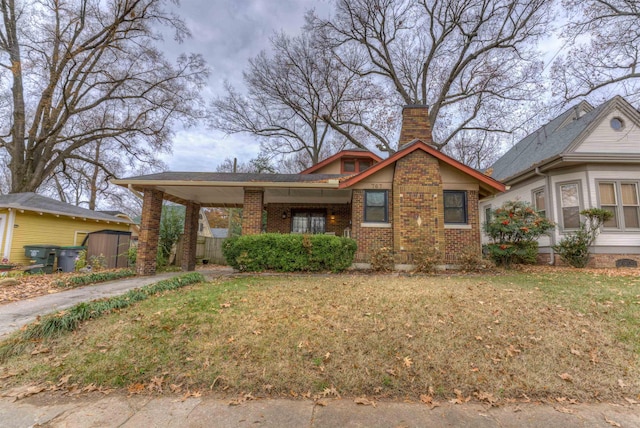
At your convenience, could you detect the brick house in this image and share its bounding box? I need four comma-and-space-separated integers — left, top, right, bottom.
113, 106, 505, 275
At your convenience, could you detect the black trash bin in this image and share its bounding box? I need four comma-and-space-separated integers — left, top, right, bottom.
56, 246, 86, 273
24, 245, 60, 274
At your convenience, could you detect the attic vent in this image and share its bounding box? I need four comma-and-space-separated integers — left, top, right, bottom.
610, 117, 625, 131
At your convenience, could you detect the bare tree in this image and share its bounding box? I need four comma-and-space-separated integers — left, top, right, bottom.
443, 133, 502, 171
0, 0, 208, 194
310, 0, 553, 150
210, 31, 396, 169
552, 0, 640, 102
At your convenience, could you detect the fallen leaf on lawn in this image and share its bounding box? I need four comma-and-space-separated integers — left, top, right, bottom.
0, 372, 17, 379
321, 386, 340, 398
617, 379, 626, 389
170, 383, 182, 393
315, 399, 329, 406
403, 356, 413, 368
57, 374, 72, 386
604, 416, 621, 427
354, 397, 376, 407
127, 383, 145, 396
82, 384, 99, 392
420, 394, 433, 405
558, 373, 573, 382
555, 407, 574, 414
570, 349, 581, 356
31, 347, 50, 355
220, 302, 231, 308
474, 391, 498, 405
475, 336, 483, 341
385, 368, 397, 377
263, 384, 273, 393
182, 390, 202, 401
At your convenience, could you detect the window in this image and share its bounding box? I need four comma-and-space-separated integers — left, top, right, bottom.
343, 160, 356, 172
533, 188, 546, 218
559, 182, 581, 229
598, 181, 640, 229
364, 190, 388, 222
291, 210, 326, 234
598, 182, 618, 228
484, 206, 493, 224
444, 191, 467, 224
342, 158, 375, 173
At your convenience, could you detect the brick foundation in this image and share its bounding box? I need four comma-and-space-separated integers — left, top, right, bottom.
181, 202, 200, 271
137, 189, 164, 276
539, 252, 640, 268
242, 189, 264, 235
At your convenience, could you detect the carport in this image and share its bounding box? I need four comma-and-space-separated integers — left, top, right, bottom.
112, 172, 348, 275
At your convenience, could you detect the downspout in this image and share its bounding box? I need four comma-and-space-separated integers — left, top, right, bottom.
535, 167, 555, 265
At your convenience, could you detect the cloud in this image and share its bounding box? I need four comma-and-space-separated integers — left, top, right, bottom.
157, 0, 331, 170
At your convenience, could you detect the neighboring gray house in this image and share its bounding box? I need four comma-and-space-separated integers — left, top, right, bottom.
480, 95, 640, 267
210, 228, 229, 238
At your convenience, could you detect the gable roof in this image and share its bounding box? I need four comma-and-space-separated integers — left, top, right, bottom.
339, 140, 505, 194
0, 193, 133, 223
300, 150, 382, 174
491, 96, 638, 182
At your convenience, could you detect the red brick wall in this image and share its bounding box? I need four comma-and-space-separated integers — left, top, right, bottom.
351, 190, 394, 263
392, 150, 444, 263
444, 190, 481, 263
137, 189, 164, 276
265, 203, 350, 235
398, 105, 433, 147
242, 189, 263, 235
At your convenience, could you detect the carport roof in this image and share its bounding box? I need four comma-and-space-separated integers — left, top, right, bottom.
111, 172, 353, 206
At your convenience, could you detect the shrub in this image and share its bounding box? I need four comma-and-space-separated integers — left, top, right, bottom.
74, 250, 87, 271
127, 246, 137, 266
412, 247, 442, 273
457, 247, 484, 272
55, 269, 136, 288
553, 208, 612, 268
483, 200, 555, 267
222, 234, 357, 273
370, 247, 394, 272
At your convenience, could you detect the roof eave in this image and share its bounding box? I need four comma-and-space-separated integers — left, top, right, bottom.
0, 205, 132, 224
111, 179, 341, 189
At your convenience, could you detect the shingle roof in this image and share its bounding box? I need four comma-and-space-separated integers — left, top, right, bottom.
490, 99, 618, 181
120, 172, 348, 183
0, 193, 132, 223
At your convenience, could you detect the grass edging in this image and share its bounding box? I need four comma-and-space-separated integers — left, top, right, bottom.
0, 272, 205, 361
54, 269, 136, 288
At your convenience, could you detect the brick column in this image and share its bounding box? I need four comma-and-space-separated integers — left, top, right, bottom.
242, 188, 264, 235
137, 189, 164, 276
182, 202, 201, 271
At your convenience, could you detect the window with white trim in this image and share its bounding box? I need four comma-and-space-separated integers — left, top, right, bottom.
292, 210, 326, 234
532, 188, 546, 218
597, 181, 640, 230
559, 182, 581, 229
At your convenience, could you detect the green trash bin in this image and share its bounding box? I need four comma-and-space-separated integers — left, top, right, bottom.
24, 245, 61, 274
56, 246, 86, 273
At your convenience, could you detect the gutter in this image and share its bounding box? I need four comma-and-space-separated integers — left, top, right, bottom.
112, 179, 341, 189
535, 167, 555, 265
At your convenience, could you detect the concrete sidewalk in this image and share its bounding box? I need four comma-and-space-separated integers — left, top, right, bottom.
1, 392, 638, 427
0, 268, 234, 338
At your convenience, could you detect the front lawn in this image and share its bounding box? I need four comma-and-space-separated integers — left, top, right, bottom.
1, 268, 639, 403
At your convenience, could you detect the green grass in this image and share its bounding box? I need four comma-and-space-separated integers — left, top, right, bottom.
1, 269, 639, 403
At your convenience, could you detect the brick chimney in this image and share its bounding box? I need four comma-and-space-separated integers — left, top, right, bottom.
398, 105, 433, 148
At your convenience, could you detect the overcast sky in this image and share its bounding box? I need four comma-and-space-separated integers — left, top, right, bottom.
158, 0, 331, 171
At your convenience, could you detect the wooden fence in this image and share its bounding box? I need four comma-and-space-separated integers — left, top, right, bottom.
175, 236, 226, 265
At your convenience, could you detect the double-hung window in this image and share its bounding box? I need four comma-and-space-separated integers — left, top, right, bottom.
598, 181, 640, 230
364, 190, 388, 222
532, 188, 546, 218
559, 182, 581, 229
444, 191, 467, 224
